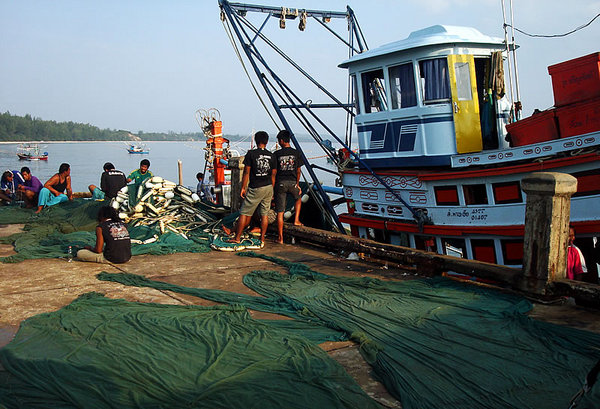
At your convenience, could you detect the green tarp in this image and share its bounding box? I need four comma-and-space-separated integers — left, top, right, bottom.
94, 252, 600, 409
0, 293, 376, 409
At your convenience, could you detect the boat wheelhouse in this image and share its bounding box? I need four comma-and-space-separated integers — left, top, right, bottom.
339, 25, 512, 168
337, 25, 600, 267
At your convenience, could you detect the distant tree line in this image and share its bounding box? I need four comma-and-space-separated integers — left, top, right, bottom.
0, 112, 204, 141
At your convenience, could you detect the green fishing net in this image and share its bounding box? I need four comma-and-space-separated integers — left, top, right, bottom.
0, 199, 215, 263
95, 252, 600, 409
0, 293, 375, 409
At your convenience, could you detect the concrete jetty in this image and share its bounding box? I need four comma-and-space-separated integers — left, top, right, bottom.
1, 221, 600, 408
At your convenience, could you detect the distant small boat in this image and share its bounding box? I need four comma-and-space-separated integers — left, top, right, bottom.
126, 143, 149, 154
17, 144, 48, 161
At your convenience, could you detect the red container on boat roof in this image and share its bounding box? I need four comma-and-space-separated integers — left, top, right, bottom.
555, 96, 600, 138
548, 52, 600, 107
505, 109, 559, 147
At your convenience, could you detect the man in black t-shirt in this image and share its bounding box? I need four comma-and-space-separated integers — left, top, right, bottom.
273, 130, 303, 244
230, 131, 275, 246
88, 162, 127, 200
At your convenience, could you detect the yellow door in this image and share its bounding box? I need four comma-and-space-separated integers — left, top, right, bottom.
447, 54, 482, 153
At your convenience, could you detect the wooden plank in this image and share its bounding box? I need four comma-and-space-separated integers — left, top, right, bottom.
283, 224, 521, 285
551, 279, 600, 307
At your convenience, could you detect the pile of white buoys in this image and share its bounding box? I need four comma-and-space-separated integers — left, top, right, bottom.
110, 176, 214, 240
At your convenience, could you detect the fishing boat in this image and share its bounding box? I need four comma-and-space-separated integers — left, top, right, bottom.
16, 144, 48, 161
126, 143, 149, 154
218, 1, 600, 268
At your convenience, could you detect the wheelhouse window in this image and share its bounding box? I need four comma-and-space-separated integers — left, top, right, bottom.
444, 238, 466, 258
361, 69, 387, 113
572, 169, 600, 197
463, 184, 488, 205
492, 181, 522, 204
434, 186, 459, 206
454, 61, 472, 101
415, 235, 437, 253
471, 239, 496, 264
389, 63, 417, 109
419, 58, 451, 104
501, 239, 524, 265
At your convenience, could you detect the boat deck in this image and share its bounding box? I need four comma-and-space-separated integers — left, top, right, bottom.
1, 223, 599, 407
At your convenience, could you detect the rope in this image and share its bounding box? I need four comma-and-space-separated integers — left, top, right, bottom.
221, 16, 280, 130
505, 13, 600, 38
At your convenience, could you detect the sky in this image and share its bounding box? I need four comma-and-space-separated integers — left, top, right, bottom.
1, 0, 599, 136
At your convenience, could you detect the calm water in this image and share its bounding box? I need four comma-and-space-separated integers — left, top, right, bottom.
0, 139, 337, 192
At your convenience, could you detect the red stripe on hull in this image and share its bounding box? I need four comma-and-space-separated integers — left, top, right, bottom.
339, 214, 600, 237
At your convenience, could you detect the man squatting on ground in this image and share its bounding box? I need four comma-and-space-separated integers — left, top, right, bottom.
231, 131, 276, 246
36, 163, 73, 213
17, 167, 43, 208
272, 129, 304, 244
88, 162, 127, 200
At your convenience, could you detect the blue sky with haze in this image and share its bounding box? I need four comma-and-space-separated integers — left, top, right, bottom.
1, 0, 599, 136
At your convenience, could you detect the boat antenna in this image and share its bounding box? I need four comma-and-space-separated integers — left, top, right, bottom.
509, 0, 522, 120
501, 0, 521, 121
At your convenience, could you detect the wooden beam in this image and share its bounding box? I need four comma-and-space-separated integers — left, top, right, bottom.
283, 223, 521, 285
550, 279, 600, 307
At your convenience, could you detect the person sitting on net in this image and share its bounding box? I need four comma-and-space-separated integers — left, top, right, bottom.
36, 163, 73, 213
88, 162, 127, 200
76, 206, 131, 264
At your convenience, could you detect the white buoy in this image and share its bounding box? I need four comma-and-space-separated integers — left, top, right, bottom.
165, 191, 175, 199
301, 194, 309, 203
181, 194, 194, 204
191, 193, 200, 202
120, 186, 128, 194
140, 189, 154, 202
136, 185, 144, 200
283, 211, 292, 220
